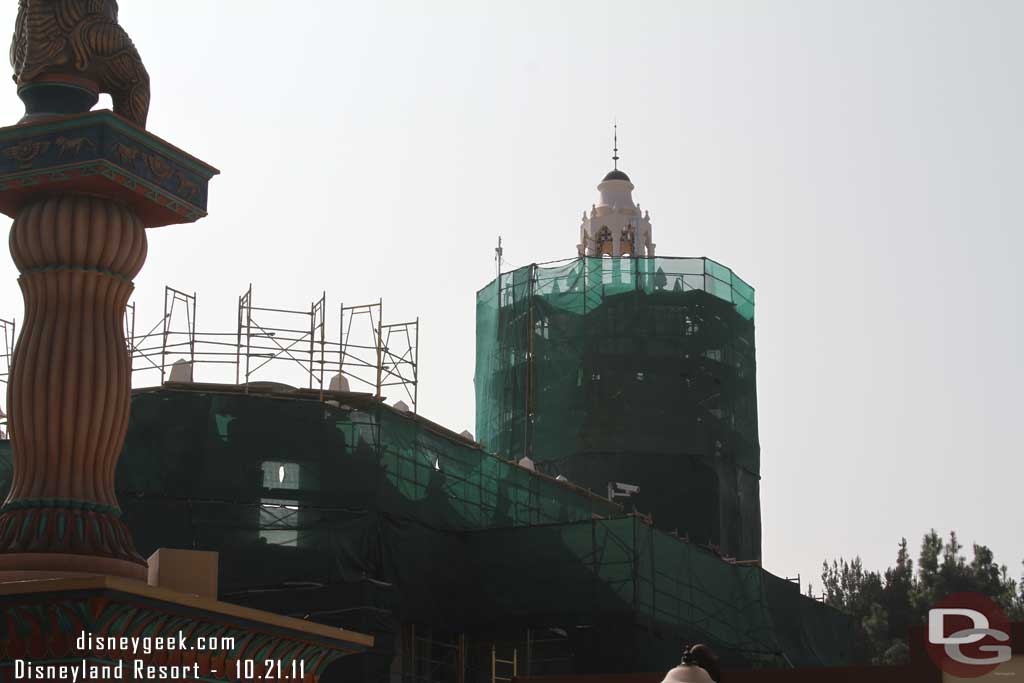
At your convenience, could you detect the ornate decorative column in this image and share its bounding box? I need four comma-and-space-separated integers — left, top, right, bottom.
0, 8, 376, 683
0, 194, 147, 579
0, 1, 217, 581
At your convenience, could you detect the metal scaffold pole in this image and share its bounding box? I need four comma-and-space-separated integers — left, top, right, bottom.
376, 298, 383, 398
118, 284, 420, 411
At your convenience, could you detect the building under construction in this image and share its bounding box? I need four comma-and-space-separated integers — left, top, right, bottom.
0, 162, 857, 681
475, 255, 760, 562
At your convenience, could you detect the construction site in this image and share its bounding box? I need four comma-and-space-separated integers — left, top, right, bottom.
0, 149, 869, 681
3, 3, 1023, 681
0, 246, 857, 681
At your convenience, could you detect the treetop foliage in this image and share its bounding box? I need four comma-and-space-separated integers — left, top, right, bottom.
815, 530, 1023, 664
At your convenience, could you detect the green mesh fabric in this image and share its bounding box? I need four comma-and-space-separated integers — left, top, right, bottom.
466, 517, 856, 666
0, 359, 853, 674
475, 257, 761, 560
116, 388, 619, 534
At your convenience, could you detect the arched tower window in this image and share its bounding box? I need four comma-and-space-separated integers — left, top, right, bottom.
597, 226, 613, 256
620, 224, 636, 257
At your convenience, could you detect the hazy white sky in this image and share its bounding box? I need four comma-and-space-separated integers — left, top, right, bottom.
0, 1, 1019, 592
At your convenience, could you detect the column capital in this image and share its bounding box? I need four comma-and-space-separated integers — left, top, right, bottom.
0, 110, 218, 228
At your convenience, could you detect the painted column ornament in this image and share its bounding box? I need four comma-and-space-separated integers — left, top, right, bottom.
11, 0, 150, 127
0, 194, 148, 579
0, 1, 217, 581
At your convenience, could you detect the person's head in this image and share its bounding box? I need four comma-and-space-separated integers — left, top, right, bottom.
684, 644, 720, 682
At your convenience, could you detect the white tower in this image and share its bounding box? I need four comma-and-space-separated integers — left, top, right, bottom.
577, 127, 655, 258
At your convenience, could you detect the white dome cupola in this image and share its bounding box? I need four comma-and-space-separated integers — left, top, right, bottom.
577, 127, 655, 258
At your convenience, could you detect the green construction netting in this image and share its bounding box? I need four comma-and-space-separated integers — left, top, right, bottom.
0, 386, 852, 674
474, 257, 761, 561
117, 387, 620, 534
469, 517, 856, 668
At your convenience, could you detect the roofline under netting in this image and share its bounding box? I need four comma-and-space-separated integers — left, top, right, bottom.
130, 383, 627, 512
476, 255, 756, 297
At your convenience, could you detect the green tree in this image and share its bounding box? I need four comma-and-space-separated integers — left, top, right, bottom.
820, 530, 1023, 665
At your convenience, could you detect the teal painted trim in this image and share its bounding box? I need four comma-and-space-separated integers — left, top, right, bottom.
90, 159, 207, 219
0, 159, 208, 219
0, 110, 219, 177
0, 497, 122, 517
100, 113, 220, 177
21, 263, 133, 283
0, 159, 98, 187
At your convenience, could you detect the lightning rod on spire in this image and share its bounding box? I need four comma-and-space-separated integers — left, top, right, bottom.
612, 122, 619, 170
495, 236, 504, 278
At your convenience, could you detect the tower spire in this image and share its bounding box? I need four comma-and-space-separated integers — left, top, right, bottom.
612, 122, 619, 170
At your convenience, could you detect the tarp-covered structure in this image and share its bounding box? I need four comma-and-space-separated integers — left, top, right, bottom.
0, 384, 853, 680
475, 257, 761, 561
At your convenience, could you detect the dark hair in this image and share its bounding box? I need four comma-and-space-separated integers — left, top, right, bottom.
687, 644, 721, 682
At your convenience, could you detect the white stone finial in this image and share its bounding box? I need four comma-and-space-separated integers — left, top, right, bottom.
329, 373, 350, 392
168, 359, 193, 383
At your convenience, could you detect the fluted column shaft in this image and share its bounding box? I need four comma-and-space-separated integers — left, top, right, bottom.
0, 194, 147, 580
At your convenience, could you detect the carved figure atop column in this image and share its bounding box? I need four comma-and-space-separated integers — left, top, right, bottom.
11, 0, 150, 127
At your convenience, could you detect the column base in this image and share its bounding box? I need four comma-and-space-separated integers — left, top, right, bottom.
0, 501, 147, 580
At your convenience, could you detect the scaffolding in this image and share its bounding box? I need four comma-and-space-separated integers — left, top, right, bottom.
124, 285, 420, 412
0, 318, 13, 438
403, 624, 466, 683
475, 256, 761, 561
340, 300, 419, 408
127, 287, 204, 383
0, 378, 855, 674
236, 284, 326, 390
